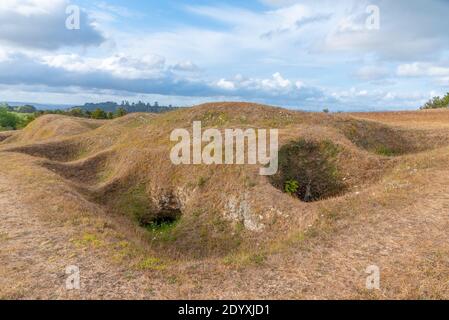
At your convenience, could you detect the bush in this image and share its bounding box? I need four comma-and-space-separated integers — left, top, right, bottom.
421, 93, 449, 109
91, 108, 108, 119
0, 107, 20, 130
0, 107, 36, 130
115, 107, 127, 118
67, 108, 86, 118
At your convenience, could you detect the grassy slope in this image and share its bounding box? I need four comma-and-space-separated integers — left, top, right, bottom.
1, 103, 449, 298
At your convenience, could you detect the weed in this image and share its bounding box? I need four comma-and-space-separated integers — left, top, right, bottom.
144, 216, 180, 243
201, 111, 230, 126
284, 179, 299, 195
223, 251, 267, 267
197, 176, 208, 187
73, 233, 103, 248
375, 145, 396, 157
137, 257, 166, 271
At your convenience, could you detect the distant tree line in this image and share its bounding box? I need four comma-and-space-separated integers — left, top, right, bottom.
420, 93, 449, 110
48, 107, 128, 120
0, 100, 178, 131
0, 102, 127, 131
75, 101, 177, 113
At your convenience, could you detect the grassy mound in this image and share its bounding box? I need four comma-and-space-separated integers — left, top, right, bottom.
1, 114, 104, 144
3, 102, 447, 258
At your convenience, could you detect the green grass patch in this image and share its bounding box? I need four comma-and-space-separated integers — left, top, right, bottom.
137, 257, 167, 271
223, 251, 267, 267
144, 217, 180, 242
116, 183, 152, 223
72, 233, 104, 248
201, 111, 230, 126
374, 145, 397, 157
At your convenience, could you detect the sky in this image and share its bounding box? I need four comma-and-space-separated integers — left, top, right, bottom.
1, 0, 449, 111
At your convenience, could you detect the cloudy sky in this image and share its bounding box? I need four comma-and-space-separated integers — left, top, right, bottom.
1, 0, 449, 111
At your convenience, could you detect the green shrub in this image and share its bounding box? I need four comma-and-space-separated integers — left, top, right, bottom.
91, 108, 108, 119
420, 93, 449, 109
0, 107, 20, 130
115, 107, 127, 118
284, 179, 299, 195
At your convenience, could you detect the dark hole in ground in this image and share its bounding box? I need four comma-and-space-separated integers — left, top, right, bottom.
140, 212, 181, 232
270, 139, 346, 202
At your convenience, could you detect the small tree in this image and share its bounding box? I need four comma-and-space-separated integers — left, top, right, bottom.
421, 93, 449, 109
68, 108, 85, 117
114, 107, 127, 118
91, 108, 107, 119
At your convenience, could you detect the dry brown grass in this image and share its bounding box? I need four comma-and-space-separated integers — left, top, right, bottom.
1, 114, 104, 145
350, 108, 449, 129
1, 103, 449, 299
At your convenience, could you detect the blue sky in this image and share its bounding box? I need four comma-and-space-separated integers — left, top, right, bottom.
1, 0, 449, 111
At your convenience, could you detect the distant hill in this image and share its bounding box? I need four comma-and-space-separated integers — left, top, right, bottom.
3, 101, 77, 111
74, 101, 178, 113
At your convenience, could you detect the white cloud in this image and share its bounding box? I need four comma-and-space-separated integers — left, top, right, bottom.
330, 86, 431, 109
41, 53, 167, 79
0, 0, 104, 50
354, 65, 390, 81
93, 1, 142, 19
0, 0, 59, 16
216, 79, 236, 90
322, 0, 449, 60
215, 73, 295, 92
397, 63, 449, 78
171, 61, 200, 72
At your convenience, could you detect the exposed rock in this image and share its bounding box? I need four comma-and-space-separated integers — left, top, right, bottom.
224, 192, 264, 232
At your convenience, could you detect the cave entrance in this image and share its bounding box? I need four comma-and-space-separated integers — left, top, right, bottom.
270, 139, 346, 202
